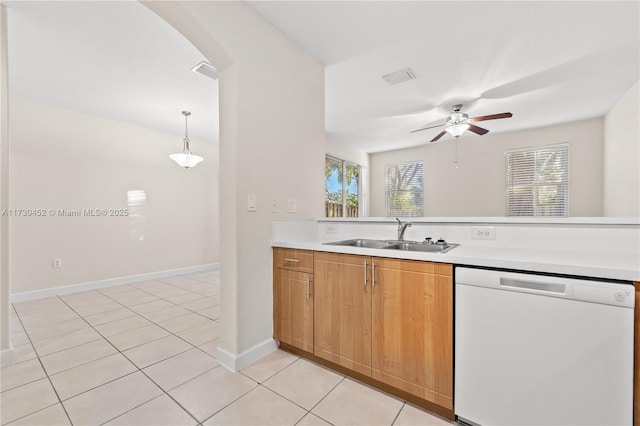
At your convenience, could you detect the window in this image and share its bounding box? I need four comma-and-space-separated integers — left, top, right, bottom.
505, 144, 569, 217
385, 161, 424, 217
325, 155, 360, 217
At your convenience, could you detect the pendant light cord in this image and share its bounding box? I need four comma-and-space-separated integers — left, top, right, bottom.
182, 111, 191, 154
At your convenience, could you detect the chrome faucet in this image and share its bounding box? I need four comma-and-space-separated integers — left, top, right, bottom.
396, 218, 412, 241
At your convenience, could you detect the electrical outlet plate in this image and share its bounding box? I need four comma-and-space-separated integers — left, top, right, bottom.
472, 226, 496, 240
53, 258, 62, 268
325, 223, 338, 234
287, 198, 297, 213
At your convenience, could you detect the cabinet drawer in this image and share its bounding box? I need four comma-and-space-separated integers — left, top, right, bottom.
274, 248, 314, 273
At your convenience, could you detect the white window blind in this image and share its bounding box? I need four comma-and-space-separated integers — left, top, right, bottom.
505, 144, 569, 217
385, 161, 424, 217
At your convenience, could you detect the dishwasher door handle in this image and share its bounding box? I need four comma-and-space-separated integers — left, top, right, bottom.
500, 278, 566, 295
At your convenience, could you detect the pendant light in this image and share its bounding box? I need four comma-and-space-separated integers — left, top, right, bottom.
169, 111, 203, 169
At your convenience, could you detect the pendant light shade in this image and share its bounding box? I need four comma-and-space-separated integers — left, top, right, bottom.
170, 111, 203, 169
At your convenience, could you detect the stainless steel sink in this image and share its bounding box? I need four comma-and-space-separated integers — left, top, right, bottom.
383, 242, 459, 253
324, 239, 459, 254
323, 239, 391, 249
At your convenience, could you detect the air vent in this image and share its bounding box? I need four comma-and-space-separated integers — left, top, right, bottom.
191, 61, 219, 80
382, 68, 416, 86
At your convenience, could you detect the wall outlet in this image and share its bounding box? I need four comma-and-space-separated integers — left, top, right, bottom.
325, 223, 338, 234
472, 226, 496, 240
53, 258, 63, 268
247, 194, 256, 212
287, 198, 297, 213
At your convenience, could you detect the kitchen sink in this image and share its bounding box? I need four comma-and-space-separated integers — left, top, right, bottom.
324, 239, 459, 254
323, 239, 391, 249
383, 242, 459, 253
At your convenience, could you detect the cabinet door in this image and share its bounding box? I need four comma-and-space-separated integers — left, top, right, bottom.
314, 252, 372, 376
273, 268, 313, 353
372, 258, 453, 409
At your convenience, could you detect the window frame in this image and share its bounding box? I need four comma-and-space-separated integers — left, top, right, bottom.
504, 143, 569, 217
385, 160, 424, 217
324, 154, 361, 218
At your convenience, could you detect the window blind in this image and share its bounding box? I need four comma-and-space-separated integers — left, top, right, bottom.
385, 161, 424, 217
505, 144, 569, 217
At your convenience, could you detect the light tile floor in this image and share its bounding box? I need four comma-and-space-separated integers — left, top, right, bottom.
1, 271, 452, 426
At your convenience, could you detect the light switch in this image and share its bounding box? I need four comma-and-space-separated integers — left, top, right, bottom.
287, 198, 297, 213
248, 194, 257, 212
271, 200, 278, 213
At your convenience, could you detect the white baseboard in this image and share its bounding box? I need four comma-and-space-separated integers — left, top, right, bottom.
1, 346, 14, 366
216, 338, 278, 372
11, 263, 220, 303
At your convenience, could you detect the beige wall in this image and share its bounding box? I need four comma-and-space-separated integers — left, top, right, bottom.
370, 118, 604, 217
604, 80, 640, 216
9, 96, 219, 294
1, 5, 11, 359
146, 1, 325, 363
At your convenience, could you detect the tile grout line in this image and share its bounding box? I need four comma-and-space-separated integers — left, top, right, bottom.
10, 301, 75, 426
56, 281, 220, 425
5, 275, 220, 424
390, 402, 407, 426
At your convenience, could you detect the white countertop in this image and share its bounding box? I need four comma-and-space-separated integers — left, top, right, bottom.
272, 239, 640, 282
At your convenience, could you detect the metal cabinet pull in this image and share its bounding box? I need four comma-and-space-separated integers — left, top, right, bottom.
283, 258, 300, 263
363, 261, 368, 287
306, 277, 311, 299
372, 261, 376, 287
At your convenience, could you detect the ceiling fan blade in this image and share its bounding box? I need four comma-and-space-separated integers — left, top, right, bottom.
469, 112, 513, 122
430, 130, 448, 142
410, 121, 446, 133
467, 124, 489, 135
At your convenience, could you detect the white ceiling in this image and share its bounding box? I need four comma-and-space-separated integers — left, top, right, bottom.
5, 1, 218, 143
248, 1, 639, 153
4, 1, 639, 154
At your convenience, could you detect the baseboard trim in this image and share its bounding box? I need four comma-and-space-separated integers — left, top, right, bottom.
1, 346, 14, 366
11, 263, 220, 303
216, 338, 278, 372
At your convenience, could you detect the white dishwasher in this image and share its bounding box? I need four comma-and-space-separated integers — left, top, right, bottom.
455, 267, 634, 426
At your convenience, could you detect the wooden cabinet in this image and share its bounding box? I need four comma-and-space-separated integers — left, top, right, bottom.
313, 252, 453, 409
273, 248, 313, 352
371, 257, 453, 409
314, 252, 372, 375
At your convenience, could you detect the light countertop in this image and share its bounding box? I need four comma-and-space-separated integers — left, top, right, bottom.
272, 239, 640, 282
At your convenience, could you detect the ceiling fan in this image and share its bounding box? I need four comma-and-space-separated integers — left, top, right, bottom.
410, 104, 512, 142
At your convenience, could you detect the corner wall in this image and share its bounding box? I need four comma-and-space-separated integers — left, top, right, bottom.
9, 96, 219, 294
1, 5, 12, 364
144, 1, 325, 367
604, 80, 640, 216
369, 118, 604, 217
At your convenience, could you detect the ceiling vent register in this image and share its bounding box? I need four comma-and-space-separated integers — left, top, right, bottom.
382, 68, 416, 86
192, 61, 219, 80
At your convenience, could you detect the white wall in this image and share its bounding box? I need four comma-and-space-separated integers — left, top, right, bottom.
604, 80, 640, 216
370, 118, 604, 217
146, 1, 325, 367
9, 96, 219, 293
1, 5, 12, 362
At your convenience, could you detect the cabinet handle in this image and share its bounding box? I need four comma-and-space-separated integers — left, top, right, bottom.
372, 261, 376, 287
363, 261, 368, 287
283, 258, 300, 263
306, 277, 311, 299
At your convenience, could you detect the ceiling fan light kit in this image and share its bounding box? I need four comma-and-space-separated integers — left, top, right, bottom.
411, 103, 513, 142
169, 111, 204, 169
